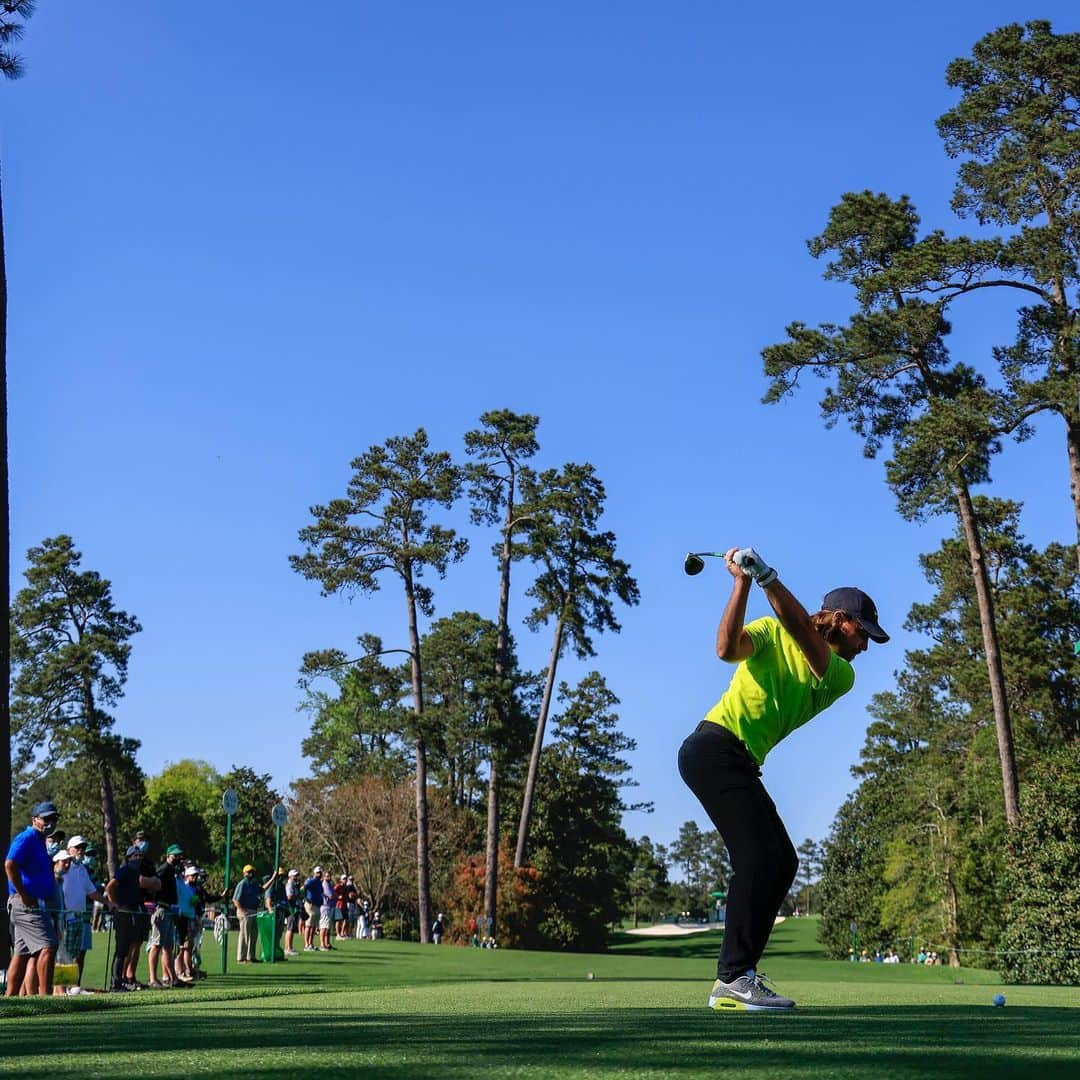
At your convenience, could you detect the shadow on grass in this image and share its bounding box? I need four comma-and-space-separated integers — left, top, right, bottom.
5, 1004, 1079, 1079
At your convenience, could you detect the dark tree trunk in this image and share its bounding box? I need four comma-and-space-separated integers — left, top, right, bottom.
404, 570, 431, 943
0, 165, 11, 972
98, 756, 119, 880
1066, 417, 1080, 579
954, 479, 1020, 826
485, 481, 516, 924
514, 615, 564, 869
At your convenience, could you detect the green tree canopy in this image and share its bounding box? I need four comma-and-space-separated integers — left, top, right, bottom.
292, 428, 468, 941
10, 535, 142, 875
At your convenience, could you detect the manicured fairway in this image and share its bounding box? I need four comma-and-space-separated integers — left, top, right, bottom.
3, 919, 1077, 1078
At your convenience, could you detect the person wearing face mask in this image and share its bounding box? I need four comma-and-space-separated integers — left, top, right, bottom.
60, 836, 108, 992
5, 801, 62, 997
105, 845, 161, 992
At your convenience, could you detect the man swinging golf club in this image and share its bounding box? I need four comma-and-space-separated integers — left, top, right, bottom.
679, 546, 888, 1012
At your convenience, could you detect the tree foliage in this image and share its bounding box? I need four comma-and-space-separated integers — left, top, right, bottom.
514, 464, 639, 867
10, 536, 142, 874
292, 427, 468, 942
998, 742, 1080, 985
525, 674, 640, 951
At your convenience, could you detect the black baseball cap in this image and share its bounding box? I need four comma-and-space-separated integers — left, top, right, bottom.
822, 587, 889, 643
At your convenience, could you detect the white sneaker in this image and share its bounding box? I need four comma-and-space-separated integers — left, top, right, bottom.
708, 970, 795, 1012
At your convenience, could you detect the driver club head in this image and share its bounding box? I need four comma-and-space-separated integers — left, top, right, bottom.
684, 553, 706, 576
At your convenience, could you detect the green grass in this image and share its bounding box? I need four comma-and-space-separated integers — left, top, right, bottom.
2, 918, 1077, 1078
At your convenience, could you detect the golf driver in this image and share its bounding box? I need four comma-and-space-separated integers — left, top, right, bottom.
684, 551, 726, 576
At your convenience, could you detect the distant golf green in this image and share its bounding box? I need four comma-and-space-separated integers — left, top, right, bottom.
3, 918, 1077, 1078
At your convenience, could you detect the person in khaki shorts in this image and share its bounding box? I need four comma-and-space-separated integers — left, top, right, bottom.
232, 865, 263, 963
5, 802, 63, 996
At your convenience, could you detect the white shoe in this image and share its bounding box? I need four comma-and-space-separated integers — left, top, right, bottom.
708, 970, 795, 1012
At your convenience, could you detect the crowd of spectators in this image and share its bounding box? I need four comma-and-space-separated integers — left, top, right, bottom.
7, 802, 458, 997
5, 802, 217, 995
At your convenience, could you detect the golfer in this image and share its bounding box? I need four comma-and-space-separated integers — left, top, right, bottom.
678, 546, 888, 1012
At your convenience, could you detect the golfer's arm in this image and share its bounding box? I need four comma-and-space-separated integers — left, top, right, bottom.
716, 575, 754, 661
761, 579, 832, 678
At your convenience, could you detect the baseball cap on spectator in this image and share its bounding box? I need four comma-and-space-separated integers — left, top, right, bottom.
68, 835, 87, 849
242, 864, 256, 874
313, 865, 322, 874
32, 801, 59, 819
288, 869, 299, 877
184, 866, 199, 877
166, 844, 184, 856
340, 874, 347, 882
53, 850, 73, 863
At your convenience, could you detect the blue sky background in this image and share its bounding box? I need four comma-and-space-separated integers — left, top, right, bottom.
5, 3, 1076, 856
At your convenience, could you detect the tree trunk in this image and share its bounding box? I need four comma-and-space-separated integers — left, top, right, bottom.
0, 165, 11, 972
484, 759, 499, 924
484, 471, 516, 925
404, 572, 431, 944
98, 756, 119, 880
1066, 416, 1080, 578
953, 480, 1020, 826
514, 615, 564, 868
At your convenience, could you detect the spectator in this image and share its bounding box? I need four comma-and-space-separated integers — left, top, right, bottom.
5, 801, 62, 997
302, 867, 323, 951
50, 850, 81, 996
189, 867, 211, 979
175, 864, 200, 983
284, 869, 302, 956
371, 910, 383, 940
106, 844, 161, 992
356, 897, 370, 941
334, 874, 349, 939
432, 913, 444, 945
149, 844, 187, 988
233, 864, 263, 963
61, 836, 107, 992
46, 830, 67, 859
263, 867, 287, 959
320, 871, 335, 951
346, 877, 358, 938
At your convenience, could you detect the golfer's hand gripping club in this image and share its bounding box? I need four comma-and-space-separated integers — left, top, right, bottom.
732, 547, 778, 588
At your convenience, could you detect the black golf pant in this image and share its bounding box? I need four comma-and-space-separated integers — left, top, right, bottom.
678, 721, 798, 982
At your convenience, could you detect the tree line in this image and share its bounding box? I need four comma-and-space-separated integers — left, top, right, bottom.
7, 410, 648, 951
765, 21, 1079, 984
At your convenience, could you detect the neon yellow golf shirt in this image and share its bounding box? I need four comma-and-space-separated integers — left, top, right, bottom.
704, 616, 855, 765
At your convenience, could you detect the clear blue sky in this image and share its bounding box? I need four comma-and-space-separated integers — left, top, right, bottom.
5, 3, 1076, 854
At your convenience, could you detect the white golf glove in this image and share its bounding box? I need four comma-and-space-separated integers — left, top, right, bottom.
733, 547, 778, 588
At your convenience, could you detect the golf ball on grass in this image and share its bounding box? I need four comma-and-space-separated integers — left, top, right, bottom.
993, 993, 1006, 1007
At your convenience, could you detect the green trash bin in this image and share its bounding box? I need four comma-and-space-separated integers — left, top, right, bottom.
256, 911, 278, 963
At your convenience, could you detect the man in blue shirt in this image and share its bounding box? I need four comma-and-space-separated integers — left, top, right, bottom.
5, 801, 62, 996
302, 868, 323, 952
